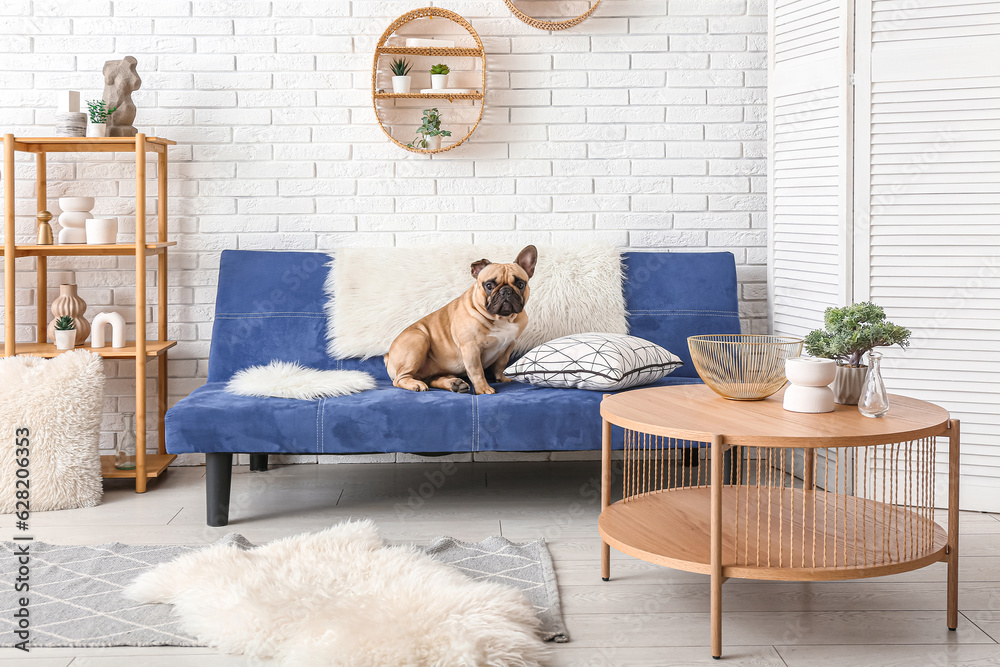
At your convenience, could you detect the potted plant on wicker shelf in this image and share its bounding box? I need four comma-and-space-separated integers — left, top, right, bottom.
390, 58, 412, 94
804, 302, 911, 405
53, 316, 77, 350
406, 108, 451, 151
430, 63, 450, 90
85, 100, 117, 138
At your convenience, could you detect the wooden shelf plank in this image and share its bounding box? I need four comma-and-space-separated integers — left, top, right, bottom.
101, 453, 176, 479
374, 92, 483, 100
13, 136, 176, 154
377, 46, 483, 57
0, 242, 175, 257
1, 340, 176, 359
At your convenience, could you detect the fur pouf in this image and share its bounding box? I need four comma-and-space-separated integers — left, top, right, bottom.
226, 361, 375, 399
327, 243, 628, 359
125, 521, 547, 667
0, 350, 105, 512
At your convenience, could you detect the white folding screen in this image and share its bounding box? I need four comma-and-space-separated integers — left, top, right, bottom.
771, 0, 1000, 511
855, 0, 1000, 511
767, 0, 854, 339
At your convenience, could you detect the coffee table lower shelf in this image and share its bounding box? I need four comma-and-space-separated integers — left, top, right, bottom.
598, 487, 948, 582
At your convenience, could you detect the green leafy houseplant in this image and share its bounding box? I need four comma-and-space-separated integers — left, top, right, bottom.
406, 108, 452, 150
54, 315, 75, 331
390, 58, 411, 77
86, 100, 117, 124
804, 302, 911, 368
430, 63, 450, 76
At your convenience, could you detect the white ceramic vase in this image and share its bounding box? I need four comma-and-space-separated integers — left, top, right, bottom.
86, 217, 118, 245
86, 122, 106, 138
54, 328, 76, 351
783, 357, 836, 413
391, 76, 412, 94
58, 196, 94, 244
430, 74, 448, 90
423, 135, 442, 150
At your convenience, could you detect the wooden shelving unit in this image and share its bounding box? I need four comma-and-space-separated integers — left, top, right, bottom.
2, 134, 177, 493
372, 8, 487, 154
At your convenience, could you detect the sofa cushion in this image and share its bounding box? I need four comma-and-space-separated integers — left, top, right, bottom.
165, 375, 703, 456
505, 333, 683, 391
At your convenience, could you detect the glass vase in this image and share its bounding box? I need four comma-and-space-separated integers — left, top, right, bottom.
115, 411, 137, 470
858, 352, 890, 418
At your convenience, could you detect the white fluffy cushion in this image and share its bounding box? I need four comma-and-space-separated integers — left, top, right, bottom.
505, 333, 683, 391
0, 350, 105, 512
226, 361, 375, 400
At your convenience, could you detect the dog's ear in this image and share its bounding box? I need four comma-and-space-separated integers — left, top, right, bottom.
471, 258, 491, 278
515, 245, 537, 279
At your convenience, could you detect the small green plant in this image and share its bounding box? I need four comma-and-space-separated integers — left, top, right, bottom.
86, 99, 117, 124
390, 58, 411, 77
54, 315, 75, 331
406, 108, 452, 150
804, 302, 911, 368
430, 63, 450, 76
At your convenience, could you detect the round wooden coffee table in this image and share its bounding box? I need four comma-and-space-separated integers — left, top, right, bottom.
598, 384, 960, 659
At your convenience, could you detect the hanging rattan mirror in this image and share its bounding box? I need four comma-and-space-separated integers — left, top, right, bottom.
372, 7, 486, 154
503, 0, 602, 31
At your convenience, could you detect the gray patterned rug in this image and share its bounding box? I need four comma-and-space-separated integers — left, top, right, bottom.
0, 534, 568, 647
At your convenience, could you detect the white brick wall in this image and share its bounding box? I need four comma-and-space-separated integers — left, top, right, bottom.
0, 0, 768, 462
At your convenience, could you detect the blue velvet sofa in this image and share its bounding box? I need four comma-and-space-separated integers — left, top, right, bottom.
165, 249, 740, 525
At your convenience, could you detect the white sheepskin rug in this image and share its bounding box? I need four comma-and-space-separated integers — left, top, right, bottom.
124, 520, 547, 667
0, 350, 105, 512
226, 361, 375, 399
327, 243, 628, 359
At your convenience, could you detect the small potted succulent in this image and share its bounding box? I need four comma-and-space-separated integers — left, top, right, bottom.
406, 108, 452, 151
85, 100, 117, 138
429, 63, 450, 90
53, 315, 77, 350
804, 302, 911, 405
390, 58, 412, 94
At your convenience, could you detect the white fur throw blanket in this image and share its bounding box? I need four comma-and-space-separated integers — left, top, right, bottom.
226, 361, 375, 399
326, 243, 628, 359
0, 350, 105, 512
125, 520, 547, 667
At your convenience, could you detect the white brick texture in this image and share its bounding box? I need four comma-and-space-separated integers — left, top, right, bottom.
0, 0, 767, 462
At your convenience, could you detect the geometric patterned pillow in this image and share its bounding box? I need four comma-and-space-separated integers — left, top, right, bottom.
504, 332, 683, 391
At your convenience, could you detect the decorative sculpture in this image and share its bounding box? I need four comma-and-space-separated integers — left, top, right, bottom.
91, 311, 127, 349
37, 210, 54, 245
102, 56, 142, 138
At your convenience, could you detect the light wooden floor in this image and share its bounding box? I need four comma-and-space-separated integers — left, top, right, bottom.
11, 461, 1000, 666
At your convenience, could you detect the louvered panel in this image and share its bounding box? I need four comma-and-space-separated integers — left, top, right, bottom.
862, 21, 1000, 509
774, 0, 839, 62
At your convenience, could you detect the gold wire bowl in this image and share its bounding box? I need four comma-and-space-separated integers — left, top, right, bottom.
688, 334, 804, 401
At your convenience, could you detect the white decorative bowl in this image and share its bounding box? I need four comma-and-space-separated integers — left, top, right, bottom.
58, 196, 95, 212
785, 357, 837, 387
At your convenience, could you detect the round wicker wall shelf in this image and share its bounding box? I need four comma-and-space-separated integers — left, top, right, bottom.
503, 0, 602, 31
372, 8, 486, 155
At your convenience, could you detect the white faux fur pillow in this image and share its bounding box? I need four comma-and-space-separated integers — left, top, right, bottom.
0, 349, 105, 512
226, 361, 376, 400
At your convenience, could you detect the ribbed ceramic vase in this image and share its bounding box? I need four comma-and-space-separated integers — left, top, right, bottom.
832, 364, 867, 405
47, 284, 90, 344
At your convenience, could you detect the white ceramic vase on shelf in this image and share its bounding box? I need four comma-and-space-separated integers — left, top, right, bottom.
86, 217, 118, 245
57, 196, 94, 244
86, 122, 106, 138
430, 74, 448, 90
391, 76, 412, 94
783, 357, 836, 413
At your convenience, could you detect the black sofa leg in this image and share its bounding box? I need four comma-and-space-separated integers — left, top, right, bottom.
249, 454, 269, 472
206, 453, 233, 527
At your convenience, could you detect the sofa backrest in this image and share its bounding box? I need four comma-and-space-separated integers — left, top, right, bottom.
207, 249, 740, 382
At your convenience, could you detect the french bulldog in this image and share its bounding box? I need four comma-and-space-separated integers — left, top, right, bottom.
384, 245, 537, 395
